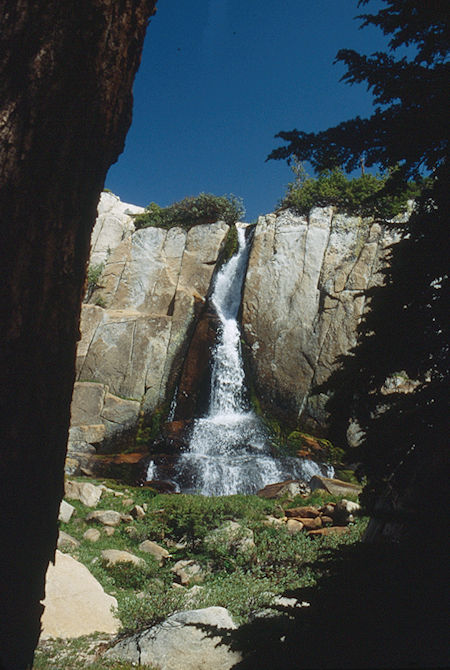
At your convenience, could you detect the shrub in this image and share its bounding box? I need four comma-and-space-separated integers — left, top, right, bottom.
134, 193, 245, 231
85, 262, 105, 301
280, 160, 422, 219
102, 558, 160, 590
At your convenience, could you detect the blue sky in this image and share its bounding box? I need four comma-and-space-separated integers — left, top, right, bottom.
105, 0, 387, 221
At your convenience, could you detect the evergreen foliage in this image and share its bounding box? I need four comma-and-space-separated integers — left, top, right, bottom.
280, 160, 422, 218
134, 193, 244, 231
270, 0, 449, 525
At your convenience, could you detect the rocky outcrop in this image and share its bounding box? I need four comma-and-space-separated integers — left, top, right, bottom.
242, 207, 401, 430
40, 551, 119, 639
68, 193, 229, 461
105, 606, 241, 669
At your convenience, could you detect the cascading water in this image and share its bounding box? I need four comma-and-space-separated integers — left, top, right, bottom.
170, 224, 333, 496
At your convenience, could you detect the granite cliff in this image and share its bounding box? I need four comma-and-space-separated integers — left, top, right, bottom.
68, 194, 402, 470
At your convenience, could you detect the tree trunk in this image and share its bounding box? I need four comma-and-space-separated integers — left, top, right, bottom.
0, 2, 156, 667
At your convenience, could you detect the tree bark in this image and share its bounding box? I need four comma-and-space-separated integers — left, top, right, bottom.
0, 2, 156, 667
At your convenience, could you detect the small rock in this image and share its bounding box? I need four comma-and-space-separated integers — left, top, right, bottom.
296, 517, 322, 530
320, 515, 334, 526
122, 497, 134, 507
57, 531, 80, 550
120, 514, 134, 523
65, 480, 103, 507
308, 526, 350, 537
139, 540, 171, 565
104, 527, 115, 537
86, 510, 122, 527
101, 550, 145, 567
285, 506, 320, 519
130, 504, 145, 520
124, 526, 138, 539
172, 559, 204, 586
204, 521, 255, 556
286, 519, 304, 534
83, 528, 101, 542
59, 500, 75, 523
263, 515, 285, 526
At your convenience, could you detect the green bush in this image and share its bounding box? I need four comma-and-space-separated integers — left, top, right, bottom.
134, 193, 245, 231
281, 161, 421, 219
103, 558, 160, 590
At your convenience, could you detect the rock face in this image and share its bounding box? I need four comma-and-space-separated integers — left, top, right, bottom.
40, 551, 119, 639
69, 200, 402, 464
242, 207, 401, 429
105, 606, 241, 669
68, 193, 229, 460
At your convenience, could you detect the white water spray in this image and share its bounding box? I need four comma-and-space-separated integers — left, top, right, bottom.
173, 225, 332, 495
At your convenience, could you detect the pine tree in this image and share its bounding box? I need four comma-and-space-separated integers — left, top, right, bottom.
269, 0, 449, 529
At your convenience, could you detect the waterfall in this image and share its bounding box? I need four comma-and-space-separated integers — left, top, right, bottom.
170, 224, 333, 496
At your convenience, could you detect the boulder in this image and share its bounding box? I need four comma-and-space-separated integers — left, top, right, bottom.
257, 480, 309, 499
295, 516, 322, 530
130, 504, 145, 519
172, 559, 204, 586
40, 551, 119, 639
58, 500, 75, 523
105, 606, 241, 669
57, 531, 80, 551
101, 549, 145, 567
286, 519, 304, 534
333, 498, 362, 525
85, 509, 122, 527
138, 540, 171, 565
83, 528, 101, 542
204, 521, 255, 556
65, 480, 103, 507
308, 526, 350, 538
285, 505, 320, 519
309, 475, 362, 497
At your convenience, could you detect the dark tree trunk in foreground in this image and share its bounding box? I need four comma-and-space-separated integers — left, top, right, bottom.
0, 2, 156, 667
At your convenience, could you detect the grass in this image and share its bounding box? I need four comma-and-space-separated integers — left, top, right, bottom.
34, 477, 368, 667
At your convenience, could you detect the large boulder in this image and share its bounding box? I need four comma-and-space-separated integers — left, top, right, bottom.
105, 606, 241, 669
242, 207, 401, 429
40, 551, 119, 639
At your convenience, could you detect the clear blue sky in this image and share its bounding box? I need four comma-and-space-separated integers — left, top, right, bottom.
105, 0, 387, 221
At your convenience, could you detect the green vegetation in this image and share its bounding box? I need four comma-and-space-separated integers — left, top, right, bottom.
86, 262, 105, 301
134, 193, 244, 231
38, 476, 366, 664
280, 160, 422, 219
